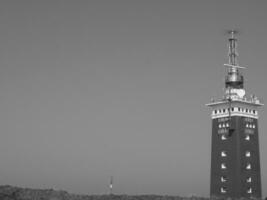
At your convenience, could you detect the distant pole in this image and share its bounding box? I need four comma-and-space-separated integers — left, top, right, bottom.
109, 176, 113, 195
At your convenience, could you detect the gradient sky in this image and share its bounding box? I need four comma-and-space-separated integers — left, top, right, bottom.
0, 0, 267, 197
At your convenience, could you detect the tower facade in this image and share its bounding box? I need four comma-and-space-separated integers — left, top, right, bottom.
207, 31, 263, 198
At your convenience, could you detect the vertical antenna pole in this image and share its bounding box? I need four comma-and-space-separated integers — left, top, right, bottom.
228, 30, 238, 66
109, 176, 113, 195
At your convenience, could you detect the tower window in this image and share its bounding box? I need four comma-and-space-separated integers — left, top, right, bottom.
221, 135, 227, 140
245, 151, 251, 157
252, 124, 255, 129
245, 129, 254, 134
214, 110, 217, 114
247, 187, 252, 194
219, 124, 222, 128
238, 107, 241, 112
221, 163, 227, 169
246, 163, 251, 170
245, 118, 253, 123
220, 187, 227, 193
231, 107, 234, 112
218, 129, 227, 134
246, 177, 252, 183
226, 123, 229, 127
245, 135, 250, 141
223, 109, 226, 113
221, 151, 227, 157
221, 176, 227, 182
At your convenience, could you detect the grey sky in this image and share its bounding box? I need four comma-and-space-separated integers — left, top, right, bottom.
0, 0, 267, 197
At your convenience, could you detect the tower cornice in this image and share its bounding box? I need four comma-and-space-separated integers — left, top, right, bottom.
206, 99, 264, 107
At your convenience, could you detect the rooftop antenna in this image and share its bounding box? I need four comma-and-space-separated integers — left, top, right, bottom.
109, 176, 113, 195
223, 29, 245, 91
224, 29, 245, 69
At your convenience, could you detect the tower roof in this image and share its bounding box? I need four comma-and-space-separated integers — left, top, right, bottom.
207, 32, 263, 107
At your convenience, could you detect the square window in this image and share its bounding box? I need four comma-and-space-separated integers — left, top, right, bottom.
220, 187, 226, 193
221, 176, 227, 182
245, 129, 254, 134
221, 135, 227, 140
245, 135, 250, 141
221, 151, 227, 157
246, 177, 252, 183
245, 151, 251, 157
221, 163, 226, 169
246, 163, 251, 170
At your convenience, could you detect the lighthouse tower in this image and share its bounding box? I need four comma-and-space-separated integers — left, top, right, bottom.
207, 31, 263, 198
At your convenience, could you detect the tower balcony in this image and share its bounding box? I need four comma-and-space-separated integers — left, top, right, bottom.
206, 97, 263, 120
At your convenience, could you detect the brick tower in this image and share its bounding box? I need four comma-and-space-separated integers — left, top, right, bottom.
207, 31, 263, 198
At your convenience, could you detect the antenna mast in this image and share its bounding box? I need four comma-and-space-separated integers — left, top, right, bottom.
224, 30, 244, 90
228, 30, 238, 66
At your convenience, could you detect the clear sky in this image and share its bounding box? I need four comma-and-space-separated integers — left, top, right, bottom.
0, 0, 267, 197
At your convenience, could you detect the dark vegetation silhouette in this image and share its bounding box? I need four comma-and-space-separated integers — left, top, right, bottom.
0, 185, 263, 200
